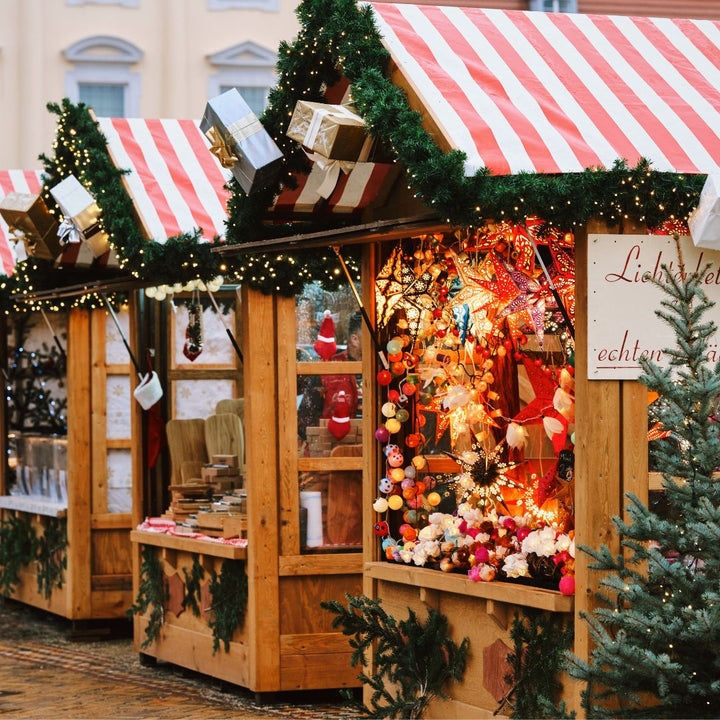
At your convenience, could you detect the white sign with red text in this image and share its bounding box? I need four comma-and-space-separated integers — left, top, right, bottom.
587, 234, 720, 380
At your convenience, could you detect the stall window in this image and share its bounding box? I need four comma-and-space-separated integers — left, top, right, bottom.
207, 41, 277, 116
292, 281, 364, 553
5, 312, 68, 503
372, 231, 576, 591
64, 36, 143, 118
168, 290, 243, 421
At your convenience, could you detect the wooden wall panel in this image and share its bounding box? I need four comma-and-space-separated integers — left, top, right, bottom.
279, 575, 363, 635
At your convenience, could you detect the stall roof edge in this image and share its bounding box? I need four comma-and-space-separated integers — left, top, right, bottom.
215, 214, 445, 255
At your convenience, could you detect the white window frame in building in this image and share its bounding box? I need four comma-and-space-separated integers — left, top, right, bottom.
528, 0, 578, 11
64, 36, 143, 118
207, 41, 278, 115
208, 0, 279, 13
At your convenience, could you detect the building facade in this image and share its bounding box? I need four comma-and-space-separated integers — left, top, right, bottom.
0, 0, 300, 169
1, 0, 717, 170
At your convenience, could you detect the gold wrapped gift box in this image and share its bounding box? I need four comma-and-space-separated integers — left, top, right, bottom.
287, 100, 367, 162
0, 192, 62, 260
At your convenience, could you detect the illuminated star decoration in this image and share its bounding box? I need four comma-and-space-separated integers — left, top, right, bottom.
375, 245, 404, 327
512, 356, 568, 455
445, 440, 524, 513
496, 263, 546, 347
375, 245, 436, 339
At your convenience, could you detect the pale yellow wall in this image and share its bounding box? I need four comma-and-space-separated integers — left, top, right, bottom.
0, 0, 300, 169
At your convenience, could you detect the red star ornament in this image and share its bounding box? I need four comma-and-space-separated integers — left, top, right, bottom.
512, 356, 568, 454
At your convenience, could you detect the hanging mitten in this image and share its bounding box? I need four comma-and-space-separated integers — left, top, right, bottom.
313, 309, 336, 361
183, 300, 204, 361
327, 391, 351, 440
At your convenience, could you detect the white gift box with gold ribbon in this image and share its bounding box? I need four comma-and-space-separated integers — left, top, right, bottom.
689, 174, 720, 250
200, 88, 283, 195
50, 175, 110, 258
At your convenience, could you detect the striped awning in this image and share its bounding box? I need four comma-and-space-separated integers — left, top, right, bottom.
368, 3, 720, 176
0, 170, 43, 275
96, 117, 231, 243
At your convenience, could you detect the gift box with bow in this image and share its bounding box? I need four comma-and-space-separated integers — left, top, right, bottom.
200, 88, 283, 195
50, 175, 110, 258
0, 192, 62, 261
270, 159, 400, 217
689, 174, 720, 250
287, 100, 367, 162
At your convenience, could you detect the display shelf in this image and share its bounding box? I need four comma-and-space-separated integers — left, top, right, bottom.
0, 495, 67, 518
365, 561, 574, 613
130, 530, 247, 560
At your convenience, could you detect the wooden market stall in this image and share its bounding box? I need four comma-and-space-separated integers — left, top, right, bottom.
213, 2, 720, 716
0, 110, 241, 625
0, 170, 135, 622
63, 108, 368, 692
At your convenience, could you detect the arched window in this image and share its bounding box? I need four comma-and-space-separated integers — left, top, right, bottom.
64, 36, 143, 118
207, 41, 277, 117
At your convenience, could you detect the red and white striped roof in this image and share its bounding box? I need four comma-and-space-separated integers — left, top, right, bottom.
0, 170, 44, 276
96, 117, 232, 242
368, 4, 720, 176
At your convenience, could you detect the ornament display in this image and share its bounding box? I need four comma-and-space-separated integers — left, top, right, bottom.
183, 300, 204, 362
371, 230, 576, 593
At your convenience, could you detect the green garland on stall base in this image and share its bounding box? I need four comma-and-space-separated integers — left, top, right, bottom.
497, 609, 575, 719
181, 555, 205, 617
226, 0, 705, 279
0, 514, 38, 597
35, 517, 67, 600
127, 545, 166, 649
208, 559, 248, 653
322, 593, 469, 719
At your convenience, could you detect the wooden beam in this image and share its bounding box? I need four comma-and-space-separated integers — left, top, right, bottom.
243, 286, 281, 692
66, 308, 93, 618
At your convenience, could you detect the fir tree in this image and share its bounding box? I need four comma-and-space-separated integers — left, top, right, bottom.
570, 243, 720, 718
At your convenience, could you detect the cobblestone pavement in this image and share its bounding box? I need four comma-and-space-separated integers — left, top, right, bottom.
0, 600, 361, 720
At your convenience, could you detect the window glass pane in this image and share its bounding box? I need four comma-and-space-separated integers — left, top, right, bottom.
79, 83, 125, 117
299, 469, 362, 552
220, 85, 267, 116
298, 374, 362, 458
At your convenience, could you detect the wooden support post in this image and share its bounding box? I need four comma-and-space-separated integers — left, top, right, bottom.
66, 308, 93, 618
243, 286, 281, 693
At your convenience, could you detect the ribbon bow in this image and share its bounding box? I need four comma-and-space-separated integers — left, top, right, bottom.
58, 217, 82, 246
206, 127, 238, 169
8, 225, 35, 257
304, 150, 355, 199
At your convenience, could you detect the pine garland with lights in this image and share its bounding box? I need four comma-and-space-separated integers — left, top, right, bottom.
226, 0, 705, 260
569, 249, 720, 717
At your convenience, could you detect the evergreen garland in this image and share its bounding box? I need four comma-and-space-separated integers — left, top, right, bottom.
569, 246, 720, 717
207, 559, 248, 653
35, 517, 67, 600
498, 609, 575, 719
225, 0, 705, 267
181, 555, 205, 617
127, 545, 166, 649
321, 593, 469, 719
0, 513, 37, 597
